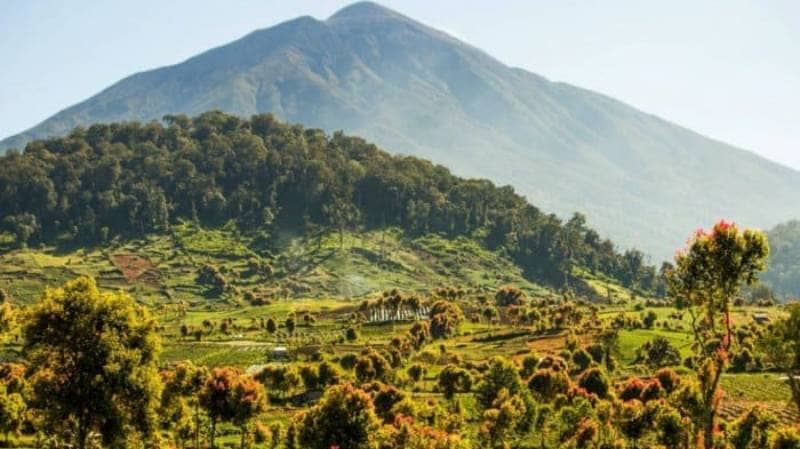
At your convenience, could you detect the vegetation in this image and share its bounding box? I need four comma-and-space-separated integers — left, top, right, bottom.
0, 115, 797, 449
0, 112, 658, 293
763, 220, 800, 299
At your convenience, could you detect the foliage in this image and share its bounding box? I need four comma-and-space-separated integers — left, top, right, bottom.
294, 383, 380, 449
23, 276, 161, 449
0, 112, 654, 290
762, 220, 800, 298
758, 302, 800, 414
668, 220, 770, 449
475, 357, 524, 410
437, 365, 472, 399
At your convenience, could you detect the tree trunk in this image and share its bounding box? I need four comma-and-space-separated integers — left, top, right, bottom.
76, 418, 88, 449
210, 419, 217, 449
703, 411, 716, 449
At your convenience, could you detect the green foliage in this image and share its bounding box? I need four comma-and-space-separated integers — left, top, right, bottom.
437, 365, 472, 400
638, 336, 682, 368
0, 386, 24, 443
475, 357, 524, 410
762, 220, 800, 298
199, 367, 267, 449
669, 221, 770, 449
23, 276, 161, 449
0, 112, 653, 290
577, 367, 610, 399
295, 383, 380, 449
429, 301, 464, 340
728, 406, 778, 449
771, 426, 800, 449
758, 302, 800, 414
528, 368, 571, 403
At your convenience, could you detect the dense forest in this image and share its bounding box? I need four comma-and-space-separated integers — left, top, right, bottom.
0, 111, 658, 291
763, 220, 800, 299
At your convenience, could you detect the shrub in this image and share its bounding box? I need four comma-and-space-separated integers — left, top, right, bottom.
577, 368, 609, 399
771, 426, 800, 449
528, 368, 571, 402
654, 368, 680, 394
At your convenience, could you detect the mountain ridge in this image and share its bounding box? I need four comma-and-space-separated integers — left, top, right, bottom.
2, 1, 798, 260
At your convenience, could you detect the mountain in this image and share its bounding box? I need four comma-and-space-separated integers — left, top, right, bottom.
761, 220, 800, 299
2, 1, 799, 259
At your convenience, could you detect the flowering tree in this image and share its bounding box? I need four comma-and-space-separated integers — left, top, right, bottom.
667, 220, 769, 449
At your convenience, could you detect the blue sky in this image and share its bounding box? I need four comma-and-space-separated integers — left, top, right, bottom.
1, 1, 798, 168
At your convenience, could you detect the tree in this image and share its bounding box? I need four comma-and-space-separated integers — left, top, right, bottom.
655, 405, 686, 449
655, 368, 681, 394
577, 367, 609, 399
728, 406, 777, 449
642, 310, 657, 329
640, 336, 681, 368
407, 364, 426, 384
0, 302, 14, 338
285, 316, 296, 335
668, 221, 769, 449
771, 427, 800, 449
407, 321, 429, 349
256, 365, 301, 400
429, 301, 463, 339
161, 361, 209, 449
24, 277, 161, 449
758, 302, 800, 415
495, 285, 525, 307
528, 368, 570, 403
3, 213, 39, 248
196, 264, 227, 295
266, 317, 277, 334
0, 386, 24, 444
437, 365, 472, 399
619, 401, 654, 449
295, 383, 380, 449
200, 367, 266, 449
570, 348, 593, 374
354, 350, 391, 384
476, 357, 524, 410
231, 376, 268, 449
479, 389, 528, 449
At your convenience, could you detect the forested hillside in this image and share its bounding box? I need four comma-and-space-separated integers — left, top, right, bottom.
0, 111, 658, 293
3, 2, 799, 260
763, 220, 800, 299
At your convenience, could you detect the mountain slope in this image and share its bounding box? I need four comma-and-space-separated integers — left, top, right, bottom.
3, 1, 798, 259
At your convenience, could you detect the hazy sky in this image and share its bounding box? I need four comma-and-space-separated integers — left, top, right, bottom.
2, 1, 798, 168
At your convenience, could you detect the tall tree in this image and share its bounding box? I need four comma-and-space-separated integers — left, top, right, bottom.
667, 221, 769, 449
24, 277, 162, 449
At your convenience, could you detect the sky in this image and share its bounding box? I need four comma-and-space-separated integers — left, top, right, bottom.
1, 0, 798, 169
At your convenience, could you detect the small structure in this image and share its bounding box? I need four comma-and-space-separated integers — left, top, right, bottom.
271, 346, 288, 361
752, 312, 770, 324
246, 364, 267, 376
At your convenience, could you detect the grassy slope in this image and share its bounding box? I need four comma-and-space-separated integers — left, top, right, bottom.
0, 223, 553, 306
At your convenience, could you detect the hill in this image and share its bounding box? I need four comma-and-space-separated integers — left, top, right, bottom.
2, 2, 798, 260
0, 112, 657, 304
762, 220, 800, 299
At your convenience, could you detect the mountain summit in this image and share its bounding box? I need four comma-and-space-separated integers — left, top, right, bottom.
2, 1, 798, 259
